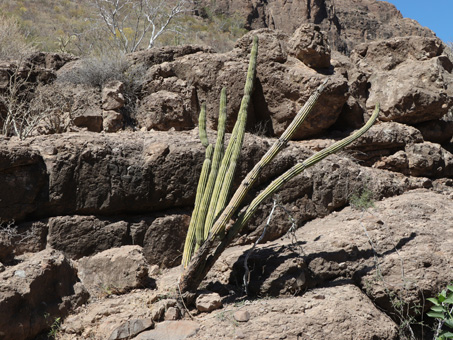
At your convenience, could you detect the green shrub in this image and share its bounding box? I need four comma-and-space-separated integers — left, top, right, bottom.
427, 284, 453, 340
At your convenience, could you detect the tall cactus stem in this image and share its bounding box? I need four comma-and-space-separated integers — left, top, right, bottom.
179, 103, 380, 292
181, 102, 212, 267
204, 35, 259, 236
198, 103, 209, 147
198, 87, 227, 240
209, 78, 328, 237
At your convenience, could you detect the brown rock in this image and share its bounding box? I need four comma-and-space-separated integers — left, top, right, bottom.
195, 292, 222, 312
374, 142, 453, 178
60, 83, 103, 132
289, 24, 331, 68
77, 246, 149, 297
415, 118, 453, 144
150, 299, 178, 322
25, 51, 78, 71
102, 80, 125, 111
233, 310, 250, 322
165, 306, 180, 321
136, 29, 347, 138
404, 142, 453, 177
351, 37, 453, 124
195, 0, 436, 54
133, 320, 200, 340
47, 216, 130, 259
0, 249, 88, 340
0, 144, 47, 222
107, 318, 153, 340
142, 214, 190, 268
137, 90, 195, 131
73, 110, 103, 132
103, 110, 123, 132
58, 290, 157, 339
194, 285, 397, 340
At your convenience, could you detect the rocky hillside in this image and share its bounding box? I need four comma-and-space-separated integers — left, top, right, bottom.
195, 0, 437, 54
1, 0, 453, 339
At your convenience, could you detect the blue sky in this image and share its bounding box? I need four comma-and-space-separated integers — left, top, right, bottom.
381, 0, 453, 42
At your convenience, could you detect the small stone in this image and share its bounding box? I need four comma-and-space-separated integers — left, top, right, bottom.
107, 318, 153, 340
195, 293, 222, 313
235, 329, 245, 339
134, 321, 199, 340
165, 306, 180, 320
233, 310, 250, 322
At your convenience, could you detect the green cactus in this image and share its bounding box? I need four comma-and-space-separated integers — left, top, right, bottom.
182, 36, 258, 267
181, 104, 213, 266
204, 35, 259, 238
180, 33, 380, 293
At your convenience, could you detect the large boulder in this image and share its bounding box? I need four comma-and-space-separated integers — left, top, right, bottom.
194, 285, 398, 340
142, 214, 190, 268
77, 246, 150, 297
47, 215, 131, 259
351, 37, 453, 124
0, 249, 88, 340
289, 24, 331, 69
206, 189, 453, 323
374, 141, 453, 178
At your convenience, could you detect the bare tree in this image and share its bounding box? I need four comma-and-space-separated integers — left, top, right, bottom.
91, 0, 192, 53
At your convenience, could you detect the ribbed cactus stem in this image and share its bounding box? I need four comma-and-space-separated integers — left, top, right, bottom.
198, 103, 209, 147
181, 102, 212, 268
199, 87, 227, 240
179, 103, 380, 292
194, 144, 214, 251
203, 35, 259, 236
226, 103, 381, 237
208, 78, 328, 237
182, 143, 213, 266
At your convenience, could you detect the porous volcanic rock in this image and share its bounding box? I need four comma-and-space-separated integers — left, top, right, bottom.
289, 24, 331, 68
47, 215, 131, 260
206, 189, 453, 319
1, 129, 431, 257
58, 290, 158, 339
142, 214, 190, 268
374, 141, 453, 178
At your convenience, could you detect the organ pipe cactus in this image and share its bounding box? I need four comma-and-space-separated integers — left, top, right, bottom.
180, 35, 380, 293
182, 36, 258, 267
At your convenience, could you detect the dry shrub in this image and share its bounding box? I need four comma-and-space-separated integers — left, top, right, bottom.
0, 15, 36, 61
57, 52, 146, 124
0, 64, 74, 139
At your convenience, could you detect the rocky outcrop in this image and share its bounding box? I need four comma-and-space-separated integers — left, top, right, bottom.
195, 285, 399, 340
0, 130, 430, 246
0, 249, 88, 340
136, 28, 347, 138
